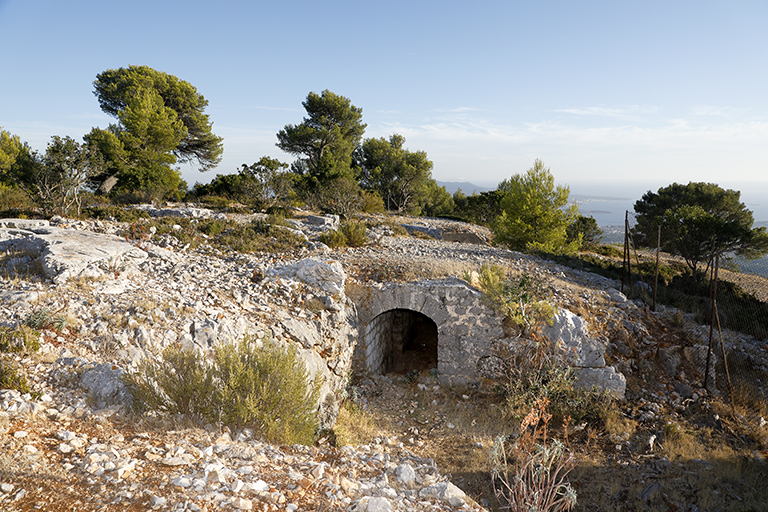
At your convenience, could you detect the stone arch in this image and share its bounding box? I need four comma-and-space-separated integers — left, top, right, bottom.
365, 309, 438, 375
349, 278, 507, 385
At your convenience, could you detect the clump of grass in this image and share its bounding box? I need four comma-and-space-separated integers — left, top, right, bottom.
25, 308, 67, 332
125, 337, 323, 446
83, 205, 150, 223
0, 325, 41, 353
333, 401, 379, 447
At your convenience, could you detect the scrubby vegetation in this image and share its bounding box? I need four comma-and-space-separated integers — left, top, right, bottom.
319, 221, 368, 248
125, 337, 323, 446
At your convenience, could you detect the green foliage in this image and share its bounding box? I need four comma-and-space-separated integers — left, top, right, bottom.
215, 219, 305, 254
420, 180, 455, 217
89, 65, 222, 197
633, 182, 768, 279
277, 90, 366, 188
318, 228, 347, 249
192, 173, 255, 203
125, 338, 323, 445
0, 357, 30, 394
566, 215, 602, 247
308, 176, 364, 219
25, 308, 67, 332
0, 325, 41, 353
453, 189, 504, 226
492, 160, 580, 254
214, 339, 322, 444
0, 127, 23, 175
0, 184, 36, 217
239, 157, 295, 209
360, 190, 385, 214
84, 204, 150, 222
357, 134, 434, 214
93, 65, 223, 171
319, 221, 368, 248
4, 136, 105, 216
477, 263, 554, 334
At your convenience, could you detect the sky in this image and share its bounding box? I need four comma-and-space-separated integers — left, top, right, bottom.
2, 0, 768, 209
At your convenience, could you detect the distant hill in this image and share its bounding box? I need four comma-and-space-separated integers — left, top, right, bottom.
435, 181, 494, 195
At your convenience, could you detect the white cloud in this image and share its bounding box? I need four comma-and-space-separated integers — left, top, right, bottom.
555, 105, 661, 119
690, 105, 752, 118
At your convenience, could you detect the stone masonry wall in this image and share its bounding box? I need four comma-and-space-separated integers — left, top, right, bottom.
349, 278, 506, 386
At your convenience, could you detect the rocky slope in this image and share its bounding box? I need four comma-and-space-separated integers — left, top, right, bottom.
1, 208, 767, 511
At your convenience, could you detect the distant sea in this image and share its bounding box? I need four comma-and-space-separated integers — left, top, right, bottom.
568, 181, 768, 279
440, 180, 768, 279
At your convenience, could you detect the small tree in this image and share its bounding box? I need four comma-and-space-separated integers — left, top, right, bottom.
276, 90, 366, 189
8, 136, 103, 216
0, 128, 22, 174
633, 182, 768, 279
309, 176, 363, 219
357, 134, 434, 213
492, 160, 579, 254
566, 215, 603, 248
238, 156, 294, 209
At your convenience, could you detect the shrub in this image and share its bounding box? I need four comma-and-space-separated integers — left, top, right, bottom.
319, 228, 347, 249
490, 398, 578, 512
340, 221, 367, 247
319, 221, 368, 248
361, 190, 385, 214
216, 219, 304, 254
0, 357, 30, 394
477, 263, 554, 334
214, 338, 322, 445
125, 337, 323, 446
83, 205, 150, 223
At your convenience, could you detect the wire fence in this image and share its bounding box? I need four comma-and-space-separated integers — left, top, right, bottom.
621, 211, 768, 415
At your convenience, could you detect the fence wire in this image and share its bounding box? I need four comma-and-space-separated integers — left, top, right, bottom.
621, 211, 768, 414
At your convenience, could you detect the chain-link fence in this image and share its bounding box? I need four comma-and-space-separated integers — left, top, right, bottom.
621, 211, 768, 414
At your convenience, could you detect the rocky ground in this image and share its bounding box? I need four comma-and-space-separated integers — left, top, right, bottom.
1, 207, 767, 511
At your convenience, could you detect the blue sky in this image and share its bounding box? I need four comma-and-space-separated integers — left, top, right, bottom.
2, 0, 768, 205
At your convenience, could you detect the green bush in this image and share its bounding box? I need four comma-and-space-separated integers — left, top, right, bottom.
0, 357, 30, 394
361, 190, 385, 214
319, 221, 367, 248
214, 339, 322, 445
340, 221, 367, 247
477, 263, 554, 334
215, 219, 304, 254
125, 338, 323, 446
84, 205, 150, 223
319, 228, 347, 248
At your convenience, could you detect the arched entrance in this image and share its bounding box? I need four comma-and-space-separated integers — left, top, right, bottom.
364, 309, 438, 374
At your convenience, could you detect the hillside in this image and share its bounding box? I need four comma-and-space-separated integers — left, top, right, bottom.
1, 207, 767, 511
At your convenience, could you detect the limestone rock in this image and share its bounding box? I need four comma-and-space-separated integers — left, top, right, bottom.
542, 308, 606, 368
574, 366, 626, 399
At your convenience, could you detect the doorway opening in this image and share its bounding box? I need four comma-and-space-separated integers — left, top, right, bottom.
365, 309, 438, 374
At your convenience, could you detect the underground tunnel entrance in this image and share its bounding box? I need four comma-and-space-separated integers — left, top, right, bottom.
365, 309, 438, 375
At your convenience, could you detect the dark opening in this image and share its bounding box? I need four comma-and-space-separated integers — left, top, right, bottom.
380, 309, 438, 374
